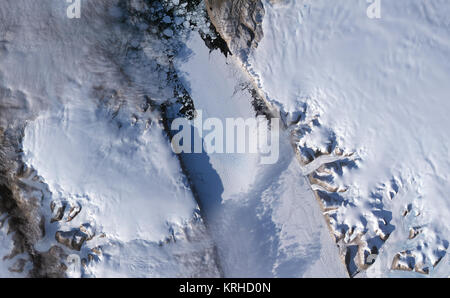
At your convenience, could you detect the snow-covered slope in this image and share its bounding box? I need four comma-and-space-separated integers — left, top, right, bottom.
248, 0, 450, 276
22, 96, 221, 277
23, 102, 197, 244
0, 0, 220, 277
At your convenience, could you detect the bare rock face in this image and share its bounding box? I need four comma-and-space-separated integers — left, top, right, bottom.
29, 246, 68, 278
205, 0, 265, 61
0, 128, 61, 276
55, 230, 88, 252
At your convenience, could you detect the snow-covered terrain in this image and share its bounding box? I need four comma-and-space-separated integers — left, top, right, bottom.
248, 0, 450, 276
0, 0, 448, 278
24, 101, 198, 244
171, 33, 347, 277
0, 0, 220, 277
22, 94, 221, 277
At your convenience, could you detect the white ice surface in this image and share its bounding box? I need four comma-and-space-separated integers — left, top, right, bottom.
249, 0, 450, 276
23, 101, 197, 244
174, 33, 348, 277
0, 0, 216, 277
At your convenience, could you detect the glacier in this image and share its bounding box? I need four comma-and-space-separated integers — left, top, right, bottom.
247, 0, 450, 277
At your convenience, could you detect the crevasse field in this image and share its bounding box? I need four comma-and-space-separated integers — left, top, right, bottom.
0, 0, 448, 278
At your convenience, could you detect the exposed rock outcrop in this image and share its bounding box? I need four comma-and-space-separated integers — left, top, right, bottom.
0, 126, 64, 277
205, 0, 265, 60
